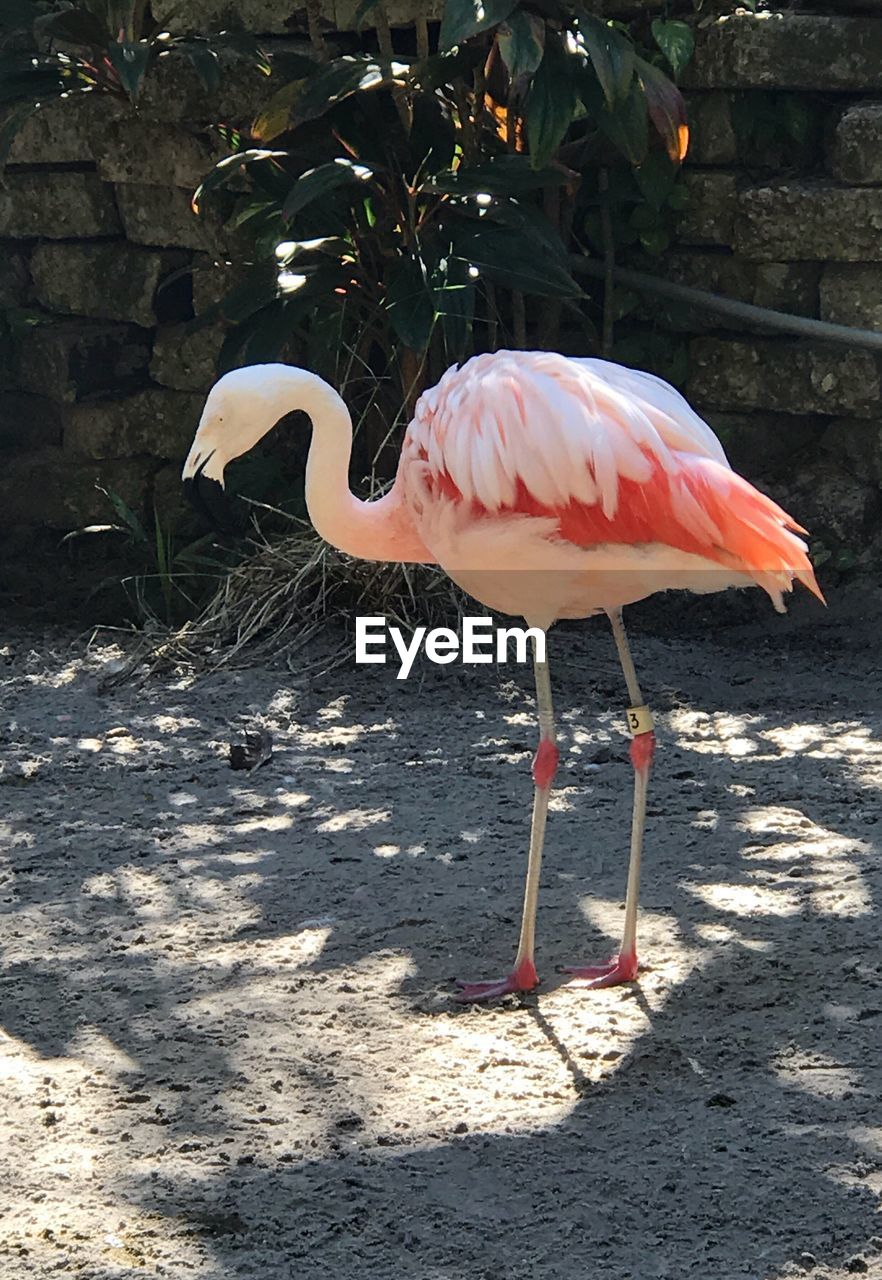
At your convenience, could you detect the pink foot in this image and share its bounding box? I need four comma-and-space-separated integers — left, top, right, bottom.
455, 955, 538, 1004
563, 949, 639, 989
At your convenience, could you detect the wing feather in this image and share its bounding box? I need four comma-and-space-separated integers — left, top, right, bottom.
406, 350, 820, 599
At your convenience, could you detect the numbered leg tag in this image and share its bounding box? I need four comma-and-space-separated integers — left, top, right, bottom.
626, 704, 654, 737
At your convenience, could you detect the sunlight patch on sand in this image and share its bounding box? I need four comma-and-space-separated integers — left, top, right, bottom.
316, 806, 391, 833
687, 880, 801, 917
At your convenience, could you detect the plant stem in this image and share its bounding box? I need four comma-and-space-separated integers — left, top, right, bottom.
512, 291, 526, 349
485, 281, 499, 351
537, 185, 562, 349
375, 5, 410, 130
399, 345, 426, 422
454, 83, 477, 163
415, 14, 429, 61
599, 168, 615, 357
305, 0, 328, 61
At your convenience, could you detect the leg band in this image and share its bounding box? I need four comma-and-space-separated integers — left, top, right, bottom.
629, 730, 656, 774
532, 738, 559, 789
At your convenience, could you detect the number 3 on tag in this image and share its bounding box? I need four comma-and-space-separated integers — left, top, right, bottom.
626, 704, 653, 736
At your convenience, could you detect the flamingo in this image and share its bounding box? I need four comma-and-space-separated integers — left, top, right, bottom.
182, 351, 822, 1002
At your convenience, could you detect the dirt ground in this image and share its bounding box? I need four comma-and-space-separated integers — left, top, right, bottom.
1, 582, 881, 1280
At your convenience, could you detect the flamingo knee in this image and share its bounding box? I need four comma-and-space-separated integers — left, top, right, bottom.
532, 737, 559, 789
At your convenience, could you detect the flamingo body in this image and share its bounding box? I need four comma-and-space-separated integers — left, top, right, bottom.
398, 351, 819, 625
183, 351, 821, 1003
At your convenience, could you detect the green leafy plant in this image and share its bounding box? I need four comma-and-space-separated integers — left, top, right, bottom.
0, 0, 269, 160
65, 486, 232, 625
194, 0, 692, 434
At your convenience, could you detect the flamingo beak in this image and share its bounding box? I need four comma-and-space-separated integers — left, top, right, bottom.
183, 454, 242, 536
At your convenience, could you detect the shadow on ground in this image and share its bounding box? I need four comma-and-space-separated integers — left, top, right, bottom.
0, 584, 880, 1278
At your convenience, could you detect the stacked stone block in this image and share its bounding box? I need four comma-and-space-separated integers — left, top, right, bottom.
0, 52, 278, 541
677, 11, 882, 559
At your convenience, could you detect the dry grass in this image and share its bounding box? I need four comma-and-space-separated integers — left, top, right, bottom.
179, 522, 462, 666
100, 519, 464, 689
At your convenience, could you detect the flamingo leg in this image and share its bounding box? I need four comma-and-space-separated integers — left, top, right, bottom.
456, 636, 556, 1002
565, 608, 655, 989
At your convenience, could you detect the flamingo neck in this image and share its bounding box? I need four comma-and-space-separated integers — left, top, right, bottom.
220, 364, 428, 563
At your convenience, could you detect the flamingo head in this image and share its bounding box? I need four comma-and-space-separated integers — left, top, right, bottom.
182, 365, 293, 534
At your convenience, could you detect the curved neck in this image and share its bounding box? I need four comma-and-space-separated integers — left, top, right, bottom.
243, 365, 432, 564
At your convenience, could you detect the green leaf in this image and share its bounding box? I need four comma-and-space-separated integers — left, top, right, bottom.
253, 79, 308, 141
525, 31, 578, 168
282, 158, 373, 223
638, 225, 669, 255
613, 287, 640, 321
433, 255, 474, 362
293, 55, 401, 125
219, 299, 290, 370
385, 254, 435, 352
0, 54, 66, 106
450, 224, 579, 298
497, 11, 545, 82
634, 147, 677, 210
439, 0, 517, 53
219, 265, 280, 323
409, 93, 456, 174
637, 56, 688, 162
100, 487, 148, 545
193, 148, 288, 214
628, 203, 661, 232
179, 42, 221, 95
210, 30, 272, 75
35, 7, 109, 46
577, 12, 635, 109
474, 196, 567, 254
229, 195, 283, 235
221, 265, 349, 370
651, 19, 694, 80
586, 73, 648, 166
106, 40, 152, 101
414, 43, 485, 93
427, 153, 568, 196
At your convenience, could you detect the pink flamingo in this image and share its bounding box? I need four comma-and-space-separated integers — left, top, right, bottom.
183, 350, 821, 1002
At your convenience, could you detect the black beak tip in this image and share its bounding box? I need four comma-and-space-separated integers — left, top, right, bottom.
183, 473, 244, 537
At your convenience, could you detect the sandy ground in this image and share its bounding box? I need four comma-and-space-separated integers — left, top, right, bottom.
1, 584, 881, 1280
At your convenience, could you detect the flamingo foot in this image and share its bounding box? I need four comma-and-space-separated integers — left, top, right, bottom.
455, 955, 538, 1004
563, 949, 639, 990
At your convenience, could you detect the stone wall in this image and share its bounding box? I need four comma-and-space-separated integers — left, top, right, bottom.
0, 48, 280, 561
1, 5, 880, 591
678, 10, 882, 566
